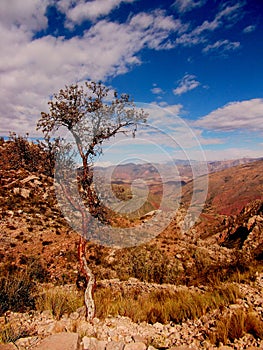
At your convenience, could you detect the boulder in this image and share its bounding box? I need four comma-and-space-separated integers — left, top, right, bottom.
32, 332, 80, 350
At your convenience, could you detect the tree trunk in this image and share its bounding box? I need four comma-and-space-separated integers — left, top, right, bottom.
78, 236, 96, 320
60, 181, 96, 321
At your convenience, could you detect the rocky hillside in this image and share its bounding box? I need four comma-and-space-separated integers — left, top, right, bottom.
0, 137, 263, 349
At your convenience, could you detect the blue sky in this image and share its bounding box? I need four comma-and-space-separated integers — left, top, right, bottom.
0, 0, 262, 162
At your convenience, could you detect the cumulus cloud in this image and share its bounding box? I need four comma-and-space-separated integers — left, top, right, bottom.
172, 0, 206, 14
173, 74, 200, 95
194, 99, 263, 132
57, 0, 136, 26
0, 0, 253, 140
0, 7, 185, 136
0, 0, 50, 32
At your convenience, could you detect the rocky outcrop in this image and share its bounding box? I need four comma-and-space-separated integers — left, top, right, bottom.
218, 200, 263, 260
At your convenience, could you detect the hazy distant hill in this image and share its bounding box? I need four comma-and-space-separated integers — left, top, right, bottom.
182, 159, 263, 216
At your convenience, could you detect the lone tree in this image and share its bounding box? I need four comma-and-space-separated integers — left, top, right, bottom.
37, 81, 147, 320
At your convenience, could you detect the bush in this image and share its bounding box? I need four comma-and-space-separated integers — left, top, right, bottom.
0, 269, 36, 315
0, 258, 48, 316
113, 245, 180, 284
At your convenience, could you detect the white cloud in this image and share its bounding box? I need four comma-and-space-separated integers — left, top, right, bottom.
172, 0, 206, 14
0, 7, 185, 136
151, 87, 164, 95
58, 0, 136, 26
194, 99, 263, 132
0, 0, 50, 32
243, 25, 256, 33
203, 39, 240, 54
176, 2, 245, 47
173, 74, 200, 95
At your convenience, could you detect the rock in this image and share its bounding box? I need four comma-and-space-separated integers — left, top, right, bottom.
168, 347, 191, 350
15, 336, 38, 348
20, 175, 39, 184
147, 346, 157, 350
32, 332, 80, 350
70, 312, 80, 320
0, 344, 17, 350
132, 335, 146, 343
20, 188, 31, 198
82, 336, 107, 350
106, 341, 125, 350
13, 187, 20, 195
124, 342, 147, 350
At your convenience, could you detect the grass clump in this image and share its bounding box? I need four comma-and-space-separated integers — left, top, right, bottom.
95, 283, 240, 324
35, 286, 84, 320
210, 309, 263, 345
0, 321, 32, 344
0, 268, 36, 315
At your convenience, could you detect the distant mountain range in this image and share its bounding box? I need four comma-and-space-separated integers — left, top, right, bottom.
95, 157, 263, 185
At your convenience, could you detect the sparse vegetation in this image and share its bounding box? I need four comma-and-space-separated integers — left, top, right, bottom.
95, 283, 240, 324
209, 309, 263, 345
35, 285, 84, 320
0, 130, 263, 348
0, 320, 32, 344
0, 266, 36, 315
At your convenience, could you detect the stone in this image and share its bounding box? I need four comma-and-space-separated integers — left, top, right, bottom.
124, 342, 147, 350
0, 344, 17, 350
13, 187, 20, 195
106, 341, 125, 350
20, 175, 39, 184
20, 188, 31, 198
132, 335, 146, 343
82, 336, 107, 350
32, 332, 80, 350
70, 312, 80, 320
15, 336, 38, 348
147, 346, 157, 350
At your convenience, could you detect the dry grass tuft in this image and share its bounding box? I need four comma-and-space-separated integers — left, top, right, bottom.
210, 309, 263, 345
35, 286, 84, 320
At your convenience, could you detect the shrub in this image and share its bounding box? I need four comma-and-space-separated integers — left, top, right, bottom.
0, 258, 48, 316
0, 269, 36, 315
